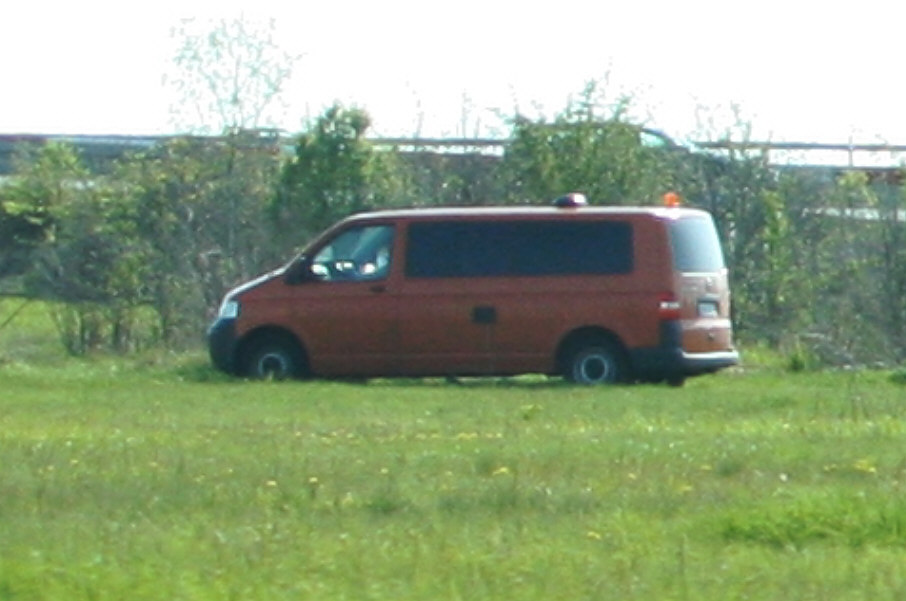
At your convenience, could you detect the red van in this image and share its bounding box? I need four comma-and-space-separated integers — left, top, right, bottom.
208, 196, 738, 385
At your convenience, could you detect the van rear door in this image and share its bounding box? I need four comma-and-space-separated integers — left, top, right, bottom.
668, 214, 735, 355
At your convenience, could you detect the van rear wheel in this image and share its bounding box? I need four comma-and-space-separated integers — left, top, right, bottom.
565, 343, 625, 385
667, 375, 686, 387
244, 337, 305, 380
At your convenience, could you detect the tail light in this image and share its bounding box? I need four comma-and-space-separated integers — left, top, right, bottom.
658, 293, 682, 321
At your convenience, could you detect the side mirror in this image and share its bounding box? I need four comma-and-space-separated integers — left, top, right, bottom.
284, 256, 315, 285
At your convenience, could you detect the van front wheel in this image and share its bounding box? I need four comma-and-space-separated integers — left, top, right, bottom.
565, 343, 625, 385
244, 338, 305, 380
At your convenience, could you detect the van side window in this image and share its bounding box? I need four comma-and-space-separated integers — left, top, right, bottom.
312, 224, 394, 281
406, 221, 633, 278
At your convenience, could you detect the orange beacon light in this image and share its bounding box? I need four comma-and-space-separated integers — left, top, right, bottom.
663, 191, 681, 207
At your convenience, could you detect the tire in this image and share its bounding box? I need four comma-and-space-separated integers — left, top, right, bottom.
565, 342, 626, 385
244, 337, 305, 380
666, 375, 686, 387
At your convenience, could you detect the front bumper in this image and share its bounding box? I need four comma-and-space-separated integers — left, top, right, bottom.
207, 318, 239, 374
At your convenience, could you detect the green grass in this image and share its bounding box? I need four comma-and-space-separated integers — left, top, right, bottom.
0, 297, 66, 365
4, 303, 906, 599
3, 359, 906, 600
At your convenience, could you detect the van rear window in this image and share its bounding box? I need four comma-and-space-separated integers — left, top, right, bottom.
406, 220, 633, 278
669, 216, 725, 272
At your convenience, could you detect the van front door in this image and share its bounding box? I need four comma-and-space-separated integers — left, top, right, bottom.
293, 224, 399, 376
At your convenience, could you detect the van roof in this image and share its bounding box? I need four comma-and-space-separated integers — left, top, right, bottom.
343, 205, 711, 223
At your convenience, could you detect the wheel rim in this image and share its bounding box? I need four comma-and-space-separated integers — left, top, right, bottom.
571, 347, 619, 384
580, 356, 609, 382
256, 351, 290, 379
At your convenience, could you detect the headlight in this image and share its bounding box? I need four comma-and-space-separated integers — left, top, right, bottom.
218, 299, 240, 319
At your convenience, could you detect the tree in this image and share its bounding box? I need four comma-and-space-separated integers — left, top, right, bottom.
110, 136, 283, 348
878, 179, 906, 353
807, 172, 892, 363
0, 160, 53, 282
500, 119, 649, 205
497, 84, 687, 206
145, 17, 304, 343
167, 17, 299, 134
4, 143, 152, 353
273, 105, 413, 248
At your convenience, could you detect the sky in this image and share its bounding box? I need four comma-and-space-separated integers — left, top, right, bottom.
3, 0, 905, 159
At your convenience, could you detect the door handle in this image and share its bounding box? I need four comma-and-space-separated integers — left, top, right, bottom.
472, 305, 497, 324
370, 284, 386, 293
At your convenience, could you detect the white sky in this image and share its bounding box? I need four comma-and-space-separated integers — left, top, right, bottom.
2, 0, 905, 148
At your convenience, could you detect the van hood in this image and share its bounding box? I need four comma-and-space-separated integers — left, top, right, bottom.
227, 266, 286, 299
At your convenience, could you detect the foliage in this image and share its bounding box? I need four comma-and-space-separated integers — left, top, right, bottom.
0, 198, 48, 281
7, 73, 906, 365
111, 135, 283, 347
168, 17, 299, 134
273, 105, 415, 245
496, 83, 723, 208
1, 133, 284, 353
498, 91, 659, 205
0, 143, 80, 279
1, 144, 147, 353
399, 152, 502, 206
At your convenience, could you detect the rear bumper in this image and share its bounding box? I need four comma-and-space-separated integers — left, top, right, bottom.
630, 346, 739, 380
629, 322, 739, 381
207, 318, 239, 374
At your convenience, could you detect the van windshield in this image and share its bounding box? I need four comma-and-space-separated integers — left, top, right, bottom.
669, 216, 725, 273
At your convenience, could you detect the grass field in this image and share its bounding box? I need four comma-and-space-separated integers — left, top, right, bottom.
3, 300, 906, 600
